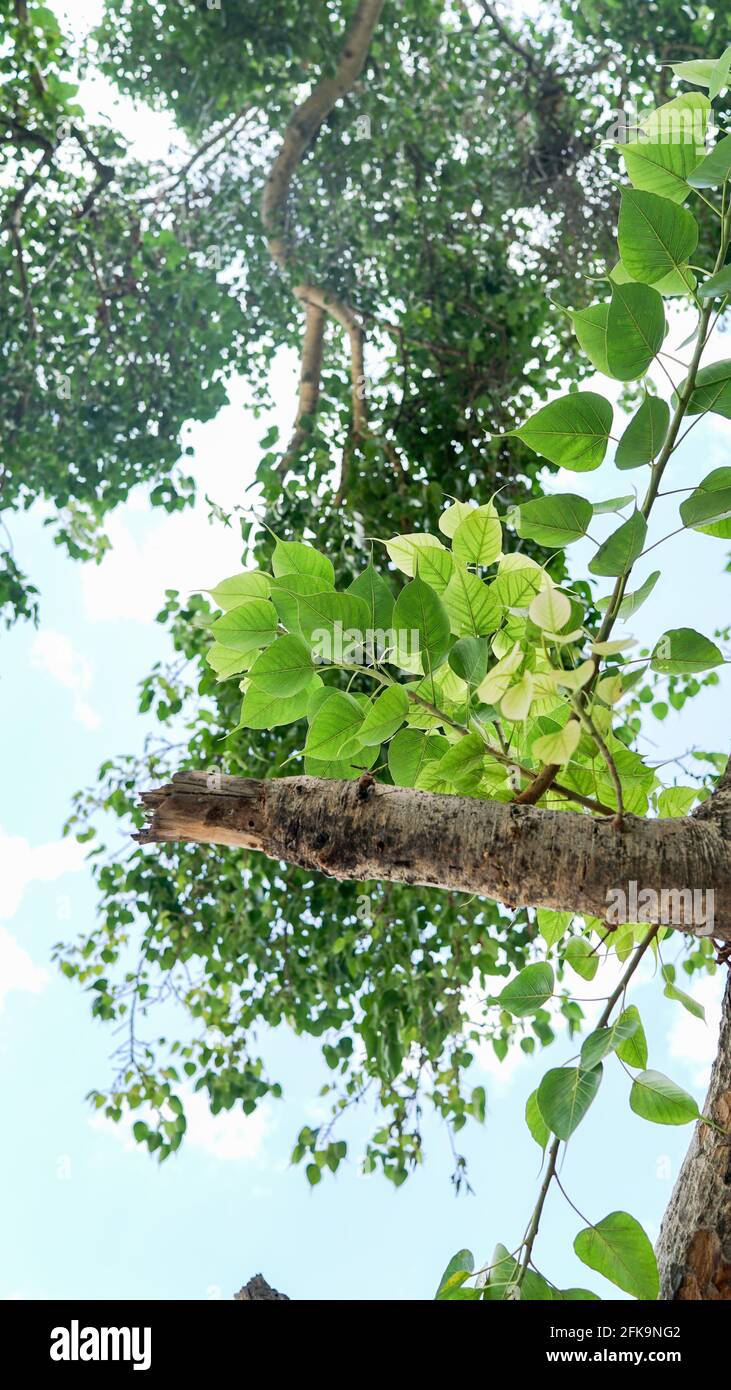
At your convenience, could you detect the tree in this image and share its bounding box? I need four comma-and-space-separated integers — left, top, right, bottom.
54, 4, 731, 1300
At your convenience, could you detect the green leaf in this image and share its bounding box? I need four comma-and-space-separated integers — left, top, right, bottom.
554, 1288, 601, 1301
448, 636, 489, 686
657, 785, 698, 817
483, 1244, 521, 1301
580, 1014, 640, 1071
709, 45, 731, 101
650, 627, 724, 674
588, 510, 647, 577
680, 470, 731, 533
532, 721, 580, 765
358, 684, 409, 746
387, 729, 449, 787
688, 132, 731, 188
498, 962, 554, 1017
618, 189, 698, 287
293, 590, 371, 652
525, 1089, 550, 1152
679, 358, 731, 419
392, 575, 451, 675
206, 642, 250, 679
238, 675, 322, 730
596, 569, 660, 618
205, 569, 272, 609
592, 495, 634, 515
574, 1212, 659, 1301
618, 93, 710, 202
246, 634, 314, 696
211, 597, 279, 653
435, 1249, 474, 1300
304, 691, 366, 760
272, 539, 334, 587
698, 261, 731, 301
385, 534, 454, 593
536, 908, 572, 948
537, 1065, 603, 1139
451, 503, 502, 566
663, 972, 706, 1021
564, 937, 599, 982
442, 568, 502, 636
516, 493, 592, 547
605, 282, 665, 380
616, 396, 670, 469
570, 302, 610, 375
611, 258, 695, 298
347, 562, 394, 630
433, 732, 487, 792
615, 1006, 648, 1069
513, 392, 613, 472
629, 1070, 699, 1125
269, 573, 332, 634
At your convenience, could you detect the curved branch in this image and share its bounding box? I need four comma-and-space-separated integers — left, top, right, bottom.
261, 0, 384, 488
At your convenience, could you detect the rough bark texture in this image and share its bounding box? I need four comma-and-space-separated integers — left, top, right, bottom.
656, 974, 731, 1300
234, 1274, 289, 1302
136, 772, 731, 939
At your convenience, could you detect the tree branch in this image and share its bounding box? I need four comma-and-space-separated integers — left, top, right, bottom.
135, 770, 731, 940
261, 0, 384, 489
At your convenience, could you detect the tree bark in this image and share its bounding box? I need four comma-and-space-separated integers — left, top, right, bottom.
656, 974, 731, 1299
136, 771, 731, 940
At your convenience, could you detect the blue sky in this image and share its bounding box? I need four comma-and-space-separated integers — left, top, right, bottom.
1, 1, 729, 1303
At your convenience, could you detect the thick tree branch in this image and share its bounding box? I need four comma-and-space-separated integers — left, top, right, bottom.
656, 973, 731, 1299
261, 0, 384, 488
135, 771, 731, 940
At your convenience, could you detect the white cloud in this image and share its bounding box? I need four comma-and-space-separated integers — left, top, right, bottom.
30, 631, 101, 730
0, 825, 86, 922
90, 1088, 273, 1163
0, 927, 50, 1012
667, 973, 725, 1088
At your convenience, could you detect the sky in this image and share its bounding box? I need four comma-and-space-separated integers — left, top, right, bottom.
0, 0, 729, 1303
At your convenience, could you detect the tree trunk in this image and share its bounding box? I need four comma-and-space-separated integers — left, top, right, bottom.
136, 770, 731, 939
656, 973, 731, 1299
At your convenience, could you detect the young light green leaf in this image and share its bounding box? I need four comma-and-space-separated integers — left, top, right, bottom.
618, 189, 698, 286
438, 499, 476, 539
529, 586, 572, 632
564, 936, 599, 982
206, 643, 250, 680
498, 962, 554, 1018
650, 627, 724, 674
513, 392, 613, 471
663, 975, 706, 1021
536, 908, 572, 948
451, 503, 502, 566
574, 1212, 659, 1301
657, 785, 698, 817
588, 510, 647, 577
615, 396, 670, 469
537, 1064, 603, 1140
500, 670, 534, 722
532, 721, 580, 766
629, 1070, 699, 1125
385, 534, 454, 593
